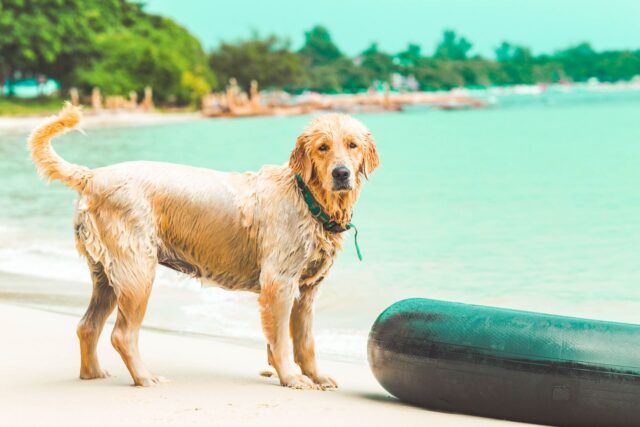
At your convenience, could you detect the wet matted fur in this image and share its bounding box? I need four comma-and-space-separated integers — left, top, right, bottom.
28, 104, 379, 389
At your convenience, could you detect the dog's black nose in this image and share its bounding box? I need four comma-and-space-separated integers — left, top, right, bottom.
332, 166, 350, 182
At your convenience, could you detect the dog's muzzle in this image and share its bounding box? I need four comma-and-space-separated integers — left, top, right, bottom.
332, 166, 352, 191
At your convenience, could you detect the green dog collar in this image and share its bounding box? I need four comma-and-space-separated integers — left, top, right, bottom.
295, 174, 363, 261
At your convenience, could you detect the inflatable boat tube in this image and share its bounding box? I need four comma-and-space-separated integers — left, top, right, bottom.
367, 298, 640, 426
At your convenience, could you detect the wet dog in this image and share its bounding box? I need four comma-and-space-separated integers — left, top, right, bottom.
28, 104, 379, 389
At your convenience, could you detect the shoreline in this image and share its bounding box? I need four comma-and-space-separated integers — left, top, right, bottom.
1, 83, 639, 134
0, 302, 528, 426
0, 109, 203, 134
0, 267, 369, 363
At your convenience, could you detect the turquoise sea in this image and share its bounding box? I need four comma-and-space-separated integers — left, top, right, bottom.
1, 88, 640, 360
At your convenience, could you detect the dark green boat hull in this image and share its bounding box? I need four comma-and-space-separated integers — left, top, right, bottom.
367, 298, 640, 426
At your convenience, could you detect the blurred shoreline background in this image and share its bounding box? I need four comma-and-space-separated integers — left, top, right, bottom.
1, 1, 640, 118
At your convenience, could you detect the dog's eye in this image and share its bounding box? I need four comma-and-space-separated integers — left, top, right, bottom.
318, 144, 329, 152
349, 142, 358, 149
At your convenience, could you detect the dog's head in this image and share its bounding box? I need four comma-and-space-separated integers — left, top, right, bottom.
289, 114, 379, 195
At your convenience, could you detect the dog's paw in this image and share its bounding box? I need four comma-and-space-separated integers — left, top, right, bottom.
80, 368, 110, 380
280, 374, 319, 390
313, 374, 338, 390
135, 375, 169, 387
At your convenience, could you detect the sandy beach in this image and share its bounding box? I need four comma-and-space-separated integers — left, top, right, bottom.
0, 110, 203, 133
0, 300, 531, 427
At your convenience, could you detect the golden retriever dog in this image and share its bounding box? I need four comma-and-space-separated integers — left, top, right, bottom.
28, 104, 379, 389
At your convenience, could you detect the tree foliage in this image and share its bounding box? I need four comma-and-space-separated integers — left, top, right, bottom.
360, 43, 396, 82
434, 30, 473, 60
0, 0, 213, 104
493, 42, 535, 84
74, 12, 214, 104
294, 25, 371, 93
256, 27, 640, 92
0, 0, 129, 87
209, 35, 303, 91
299, 26, 343, 67
2, 4, 639, 102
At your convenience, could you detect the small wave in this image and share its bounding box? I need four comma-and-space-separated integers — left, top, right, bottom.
0, 242, 87, 283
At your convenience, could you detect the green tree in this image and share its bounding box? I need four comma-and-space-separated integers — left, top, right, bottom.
0, 0, 131, 94
209, 35, 303, 91
74, 12, 214, 104
299, 26, 343, 67
596, 50, 640, 81
412, 59, 464, 89
295, 25, 371, 93
434, 30, 473, 60
0, 0, 213, 105
359, 43, 396, 82
301, 65, 341, 93
334, 58, 371, 92
495, 41, 514, 62
554, 42, 599, 82
396, 43, 422, 68
494, 41, 535, 84
298, 58, 369, 93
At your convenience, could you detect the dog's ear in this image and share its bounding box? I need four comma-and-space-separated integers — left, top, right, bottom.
289, 133, 312, 182
360, 132, 380, 179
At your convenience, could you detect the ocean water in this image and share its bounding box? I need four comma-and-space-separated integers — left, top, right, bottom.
1, 88, 640, 361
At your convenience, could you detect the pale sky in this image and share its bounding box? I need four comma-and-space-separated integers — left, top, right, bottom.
145, 0, 640, 57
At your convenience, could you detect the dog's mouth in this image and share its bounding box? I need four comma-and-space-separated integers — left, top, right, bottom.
332, 181, 352, 192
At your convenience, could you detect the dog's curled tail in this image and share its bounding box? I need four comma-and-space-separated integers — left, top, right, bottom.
28, 102, 92, 192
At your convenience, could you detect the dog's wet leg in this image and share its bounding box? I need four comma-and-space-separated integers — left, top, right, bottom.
77, 260, 116, 380
259, 271, 317, 389
291, 284, 337, 389
109, 263, 164, 387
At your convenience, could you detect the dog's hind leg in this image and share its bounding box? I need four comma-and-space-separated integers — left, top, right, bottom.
77, 259, 116, 379
108, 258, 164, 387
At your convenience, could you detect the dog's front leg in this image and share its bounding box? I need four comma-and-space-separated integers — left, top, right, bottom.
291, 284, 337, 389
259, 270, 317, 389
